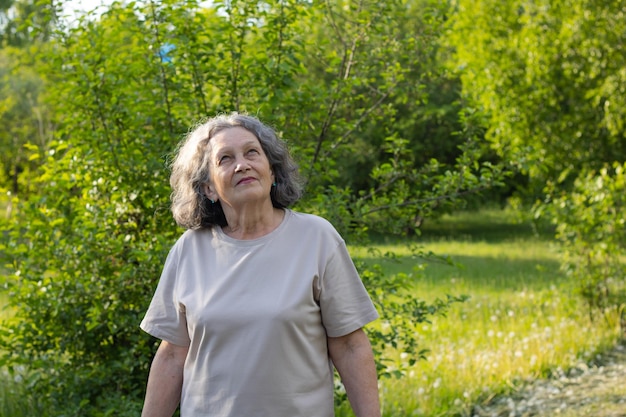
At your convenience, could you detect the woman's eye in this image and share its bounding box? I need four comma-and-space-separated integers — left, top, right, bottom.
218, 155, 230, 163
248, 149, 259, 155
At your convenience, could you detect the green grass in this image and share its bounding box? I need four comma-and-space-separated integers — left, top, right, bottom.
348, 208, 621, 417
0, 372, 40, 417
0, 293, 42, 416
1, 215, 43, 416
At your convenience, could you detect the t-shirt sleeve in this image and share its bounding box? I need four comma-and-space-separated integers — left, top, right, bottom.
319, 240, 379, 337
140, 243, 191, 347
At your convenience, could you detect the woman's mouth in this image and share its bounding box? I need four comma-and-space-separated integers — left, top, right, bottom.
237, 177, 256, 185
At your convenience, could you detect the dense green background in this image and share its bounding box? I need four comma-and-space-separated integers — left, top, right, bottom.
0, 0, 624, 415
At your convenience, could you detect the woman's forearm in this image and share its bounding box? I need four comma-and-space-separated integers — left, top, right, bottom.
141, 341, 188, 417
328, 329, 381, 417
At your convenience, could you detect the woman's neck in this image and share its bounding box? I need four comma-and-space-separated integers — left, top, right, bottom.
221, 206, 285, 240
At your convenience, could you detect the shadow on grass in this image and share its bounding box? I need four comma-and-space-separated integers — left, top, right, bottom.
356, 252, 565, 293
420, 253, 565, 292
370, 208, 556, 245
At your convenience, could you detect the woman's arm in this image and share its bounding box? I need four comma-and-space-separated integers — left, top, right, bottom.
327, 328, 381, 417
141, 340, 189, 417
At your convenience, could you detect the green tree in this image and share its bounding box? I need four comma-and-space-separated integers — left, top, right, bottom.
1, 2, 187, 414
0, 0, 59, 46
447, 0, 626, 196
0, 0, 60, 199
0, 47, 52, 196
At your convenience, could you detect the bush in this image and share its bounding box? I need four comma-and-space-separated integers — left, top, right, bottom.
547, 162, 626, 333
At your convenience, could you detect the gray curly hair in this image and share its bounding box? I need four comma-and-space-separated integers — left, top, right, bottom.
169, 113, 303, 230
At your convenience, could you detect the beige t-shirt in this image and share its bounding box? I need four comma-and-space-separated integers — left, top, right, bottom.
140, 210, 379, 417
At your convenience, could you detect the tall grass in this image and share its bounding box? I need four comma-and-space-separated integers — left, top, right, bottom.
0, 293, 43, 416
349, 208, 621, 417
1, 205, 42, 416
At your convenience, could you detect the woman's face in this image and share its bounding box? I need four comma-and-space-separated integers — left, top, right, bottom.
204, 127, 274, 210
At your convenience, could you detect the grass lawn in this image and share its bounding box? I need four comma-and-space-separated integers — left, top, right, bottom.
347, 208, 622, 417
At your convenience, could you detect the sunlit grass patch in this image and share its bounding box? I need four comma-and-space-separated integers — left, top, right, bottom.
379, 291, 619, 416
346, 208, 621, 417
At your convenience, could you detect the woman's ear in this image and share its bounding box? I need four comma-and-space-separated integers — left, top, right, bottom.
203, 184, 216, 202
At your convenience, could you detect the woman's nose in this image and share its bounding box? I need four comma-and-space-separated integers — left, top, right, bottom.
235, 159, 250, 172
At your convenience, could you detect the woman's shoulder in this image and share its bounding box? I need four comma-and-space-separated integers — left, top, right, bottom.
287, 210, 342, 239
289, 210, 333, 227
171, 227, 214, 251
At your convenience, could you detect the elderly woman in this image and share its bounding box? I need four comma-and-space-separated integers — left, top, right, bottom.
140, 113, 381, 417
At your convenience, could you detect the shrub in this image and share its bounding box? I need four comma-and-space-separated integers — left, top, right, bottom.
547, 162, 626, 333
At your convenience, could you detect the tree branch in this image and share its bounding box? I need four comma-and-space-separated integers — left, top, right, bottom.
361, 183, 493, 216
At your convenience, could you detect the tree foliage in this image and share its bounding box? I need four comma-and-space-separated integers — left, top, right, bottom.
0, 46, 51, 197
0, 0, 58, 46
0, 0, 505, 414
447, 0, 626, 195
